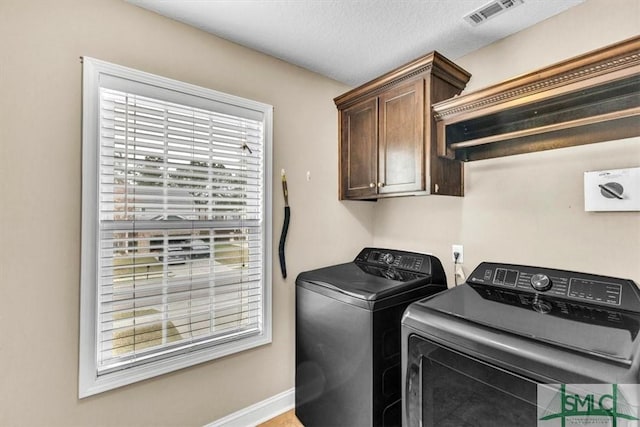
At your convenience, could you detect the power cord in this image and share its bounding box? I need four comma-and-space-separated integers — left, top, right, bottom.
453, 251, 460, 286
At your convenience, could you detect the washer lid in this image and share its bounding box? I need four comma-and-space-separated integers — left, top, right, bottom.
296, 262, 440, 308
405, 283, 640, 364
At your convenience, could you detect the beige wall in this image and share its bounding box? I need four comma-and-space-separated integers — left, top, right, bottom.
0, 0, 374, 425
1, 0, 639, 425
373, 0, 640, 285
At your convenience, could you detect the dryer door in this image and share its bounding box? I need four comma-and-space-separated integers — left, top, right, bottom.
405, 335, 553, 427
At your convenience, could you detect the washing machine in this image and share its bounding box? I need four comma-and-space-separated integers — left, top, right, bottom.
295, 247, 447, 427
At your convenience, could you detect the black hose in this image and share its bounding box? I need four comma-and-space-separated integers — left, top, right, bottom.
278, 206, 290, 278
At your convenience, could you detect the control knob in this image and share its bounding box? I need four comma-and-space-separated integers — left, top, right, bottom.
380, 253, 395, 265
530, 273, 552, 292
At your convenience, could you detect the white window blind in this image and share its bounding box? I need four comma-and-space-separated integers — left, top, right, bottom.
80, 58, 272, 397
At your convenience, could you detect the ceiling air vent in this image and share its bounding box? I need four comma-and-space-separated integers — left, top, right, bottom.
464, 0, 524, 26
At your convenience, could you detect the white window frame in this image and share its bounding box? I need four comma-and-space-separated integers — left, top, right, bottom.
79, 57, 273, 398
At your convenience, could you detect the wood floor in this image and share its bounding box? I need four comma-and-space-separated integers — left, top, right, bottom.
258, 409, 303, 427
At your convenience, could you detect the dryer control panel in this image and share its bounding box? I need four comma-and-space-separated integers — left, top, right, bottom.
467, 262, 640, 312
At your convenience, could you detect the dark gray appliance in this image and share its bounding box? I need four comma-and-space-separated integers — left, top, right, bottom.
296, 248, 447, 427
402, 262, 640, 427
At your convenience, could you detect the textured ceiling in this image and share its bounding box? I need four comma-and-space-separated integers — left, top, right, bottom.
127, 0, 584, 86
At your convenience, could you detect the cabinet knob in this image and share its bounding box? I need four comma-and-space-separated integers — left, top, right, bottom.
377, 182, 385, 188
369, 183, 375, 188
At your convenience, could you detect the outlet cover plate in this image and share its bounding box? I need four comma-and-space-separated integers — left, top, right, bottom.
584, 167, 640, 211
452, 244, 464, 263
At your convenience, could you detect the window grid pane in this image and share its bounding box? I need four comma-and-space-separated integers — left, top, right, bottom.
97, 88, 264, 373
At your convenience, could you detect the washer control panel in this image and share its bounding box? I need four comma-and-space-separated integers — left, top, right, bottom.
367, 250, 424, 271
467, 262, 638, 311
354, 248, 434, 274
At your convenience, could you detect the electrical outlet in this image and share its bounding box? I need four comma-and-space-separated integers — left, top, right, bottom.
452, 244, 464, 263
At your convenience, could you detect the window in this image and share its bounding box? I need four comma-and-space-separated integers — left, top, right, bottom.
79, 58, 272, 397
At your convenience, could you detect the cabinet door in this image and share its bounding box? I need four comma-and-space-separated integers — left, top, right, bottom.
378, 79, 425, 194
340, 98, 378, 199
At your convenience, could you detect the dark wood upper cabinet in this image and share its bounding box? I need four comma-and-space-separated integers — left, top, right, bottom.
433, 36, 640, 162
341, 98, 378, 199
335, 52, 471, 200
378, 79, 424, 195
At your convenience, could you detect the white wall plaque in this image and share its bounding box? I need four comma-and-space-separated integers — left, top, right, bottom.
584, 167, 640, 212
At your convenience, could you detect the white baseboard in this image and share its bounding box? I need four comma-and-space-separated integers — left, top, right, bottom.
205, 388, 295, 427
